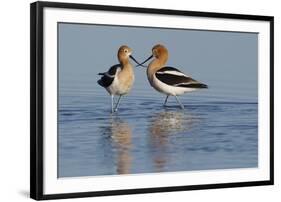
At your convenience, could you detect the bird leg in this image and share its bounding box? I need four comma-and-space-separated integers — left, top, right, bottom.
111, 95, 114, 113
174, 95, 184, 109
163, 95, 169, 106
114, 95, 122, 112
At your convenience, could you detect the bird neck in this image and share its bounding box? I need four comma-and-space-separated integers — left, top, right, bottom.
121, 60, 133, 74
147, 59, 165, 80
149, 58, 166, 70
120, 58, 130, 66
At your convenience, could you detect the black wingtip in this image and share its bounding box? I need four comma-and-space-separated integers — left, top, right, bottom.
176, 83, 208, 89
201, 83, 208, 88
98, 73, 105, 76
194, 83, 208, 89
97, 79, 104, 87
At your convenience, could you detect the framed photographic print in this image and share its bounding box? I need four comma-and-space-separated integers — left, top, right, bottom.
30, 1, 274, 200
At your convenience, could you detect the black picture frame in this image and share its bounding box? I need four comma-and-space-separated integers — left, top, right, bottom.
30, 1, 274, 200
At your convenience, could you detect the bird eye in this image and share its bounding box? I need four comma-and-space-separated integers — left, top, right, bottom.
124, 49, 128, 53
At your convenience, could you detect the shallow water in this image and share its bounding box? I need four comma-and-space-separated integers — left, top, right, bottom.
58, 93, 257, 177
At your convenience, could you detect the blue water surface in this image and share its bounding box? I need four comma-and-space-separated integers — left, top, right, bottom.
58, 92, 257, 177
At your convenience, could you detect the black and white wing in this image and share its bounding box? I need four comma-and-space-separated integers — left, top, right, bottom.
155, 66, 208, 88
97, 64, 121, 88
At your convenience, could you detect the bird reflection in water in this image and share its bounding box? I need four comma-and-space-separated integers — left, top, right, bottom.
149, 110, 198, 172
108, 116, 132, 175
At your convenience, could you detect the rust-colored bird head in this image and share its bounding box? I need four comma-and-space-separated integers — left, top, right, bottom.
152, 44, 169, 61
117, 45, 141, 66
137, 44, 169, 67
117, 45, 132, 62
